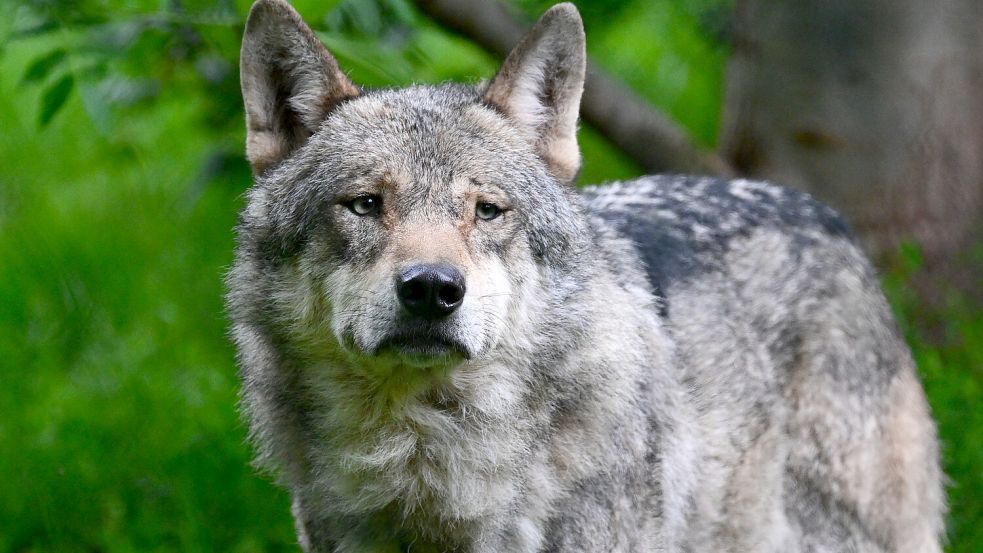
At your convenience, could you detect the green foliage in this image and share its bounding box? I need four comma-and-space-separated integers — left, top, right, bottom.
588, 1, 726, 146
0, 24, 291, 548
0, 0, 978, 551
20, 48, 67, 84
38, 73, 74, 126
514, 0, 732, 145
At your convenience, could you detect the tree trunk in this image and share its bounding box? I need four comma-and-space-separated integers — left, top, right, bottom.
721, 0, 983, 270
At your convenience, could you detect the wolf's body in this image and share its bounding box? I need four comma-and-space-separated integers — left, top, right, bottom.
227, 2, 944, 551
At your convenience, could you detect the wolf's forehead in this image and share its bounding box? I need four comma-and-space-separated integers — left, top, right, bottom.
316, 86, 523, 179
332, 86, 490, 142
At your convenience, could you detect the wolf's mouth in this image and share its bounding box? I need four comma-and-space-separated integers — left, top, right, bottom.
375, 332, 470, 363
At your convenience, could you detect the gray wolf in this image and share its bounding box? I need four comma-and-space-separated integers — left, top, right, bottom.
227, 1, 945, 551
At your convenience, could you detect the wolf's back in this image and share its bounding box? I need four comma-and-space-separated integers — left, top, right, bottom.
583, 176, 850, 308
584, 175, 945, 552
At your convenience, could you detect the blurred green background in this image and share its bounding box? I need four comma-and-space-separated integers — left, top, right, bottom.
0, 0, 979, 551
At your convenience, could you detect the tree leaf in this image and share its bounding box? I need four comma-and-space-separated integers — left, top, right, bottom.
10, 18, 58, 40
21, 49, 68, 86
39, 74, 75, 128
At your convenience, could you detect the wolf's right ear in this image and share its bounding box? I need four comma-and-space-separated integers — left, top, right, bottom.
240, 0, 358, 176
483, 3, 586, 182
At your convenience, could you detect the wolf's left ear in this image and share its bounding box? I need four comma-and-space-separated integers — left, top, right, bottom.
483, 3, 586, 182
240, 0, 359, 176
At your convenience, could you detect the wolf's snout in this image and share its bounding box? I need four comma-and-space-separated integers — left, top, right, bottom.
396, 263, 466, 319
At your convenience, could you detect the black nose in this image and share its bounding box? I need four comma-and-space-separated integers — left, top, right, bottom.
396, 263, 466, 319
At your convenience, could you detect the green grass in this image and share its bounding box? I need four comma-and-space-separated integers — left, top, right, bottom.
0, 1, 980, 551
920, 310, 983, 552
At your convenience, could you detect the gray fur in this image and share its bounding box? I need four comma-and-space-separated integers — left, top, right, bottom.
228, 2, 944, 551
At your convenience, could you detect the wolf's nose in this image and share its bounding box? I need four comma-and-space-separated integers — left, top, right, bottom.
397, 264, 466, 319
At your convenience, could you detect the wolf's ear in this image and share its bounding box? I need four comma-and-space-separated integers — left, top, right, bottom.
240, 0, 359, 175
483, 3, 586, 182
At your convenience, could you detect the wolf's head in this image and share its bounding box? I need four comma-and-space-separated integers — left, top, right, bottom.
234, 0, 591, 372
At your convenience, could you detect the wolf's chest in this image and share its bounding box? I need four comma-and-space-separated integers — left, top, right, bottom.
303, 371, 539, 523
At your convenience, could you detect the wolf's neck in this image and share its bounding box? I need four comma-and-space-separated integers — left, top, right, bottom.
289, 356, 541, 546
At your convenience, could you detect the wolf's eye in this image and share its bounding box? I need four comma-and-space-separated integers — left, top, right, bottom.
475, 202, 503, 221
345, 195, 381, 216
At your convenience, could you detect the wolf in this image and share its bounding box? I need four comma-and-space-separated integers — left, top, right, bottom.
227, 1, 945, 551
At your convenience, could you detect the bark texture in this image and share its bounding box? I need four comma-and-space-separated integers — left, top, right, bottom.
721, 0, 983, 264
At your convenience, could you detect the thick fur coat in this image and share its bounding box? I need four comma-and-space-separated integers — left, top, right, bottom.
227, 1, 944, 551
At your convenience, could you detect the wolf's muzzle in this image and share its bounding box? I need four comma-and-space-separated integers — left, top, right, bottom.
396, 263, 466, 320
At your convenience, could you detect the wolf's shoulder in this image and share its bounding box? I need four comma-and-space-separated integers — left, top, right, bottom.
580, 175, 853, 292
582, 175, 850, 241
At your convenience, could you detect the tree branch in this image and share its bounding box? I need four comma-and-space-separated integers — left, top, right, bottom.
413, 0, 735, 177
